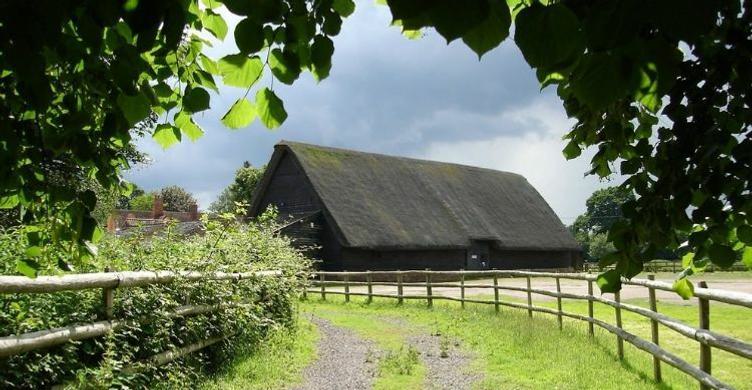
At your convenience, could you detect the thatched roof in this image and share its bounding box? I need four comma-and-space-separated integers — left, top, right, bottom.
255, 141, 580, 251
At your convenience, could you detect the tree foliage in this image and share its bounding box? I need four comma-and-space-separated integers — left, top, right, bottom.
1, 0, 750, 292
0, 0, 353, 275
159, 185, 197, 212
210, 162, 266, 213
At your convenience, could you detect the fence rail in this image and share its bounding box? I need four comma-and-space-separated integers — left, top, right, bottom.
0, 269, 280, 363
307, 269, 752, 390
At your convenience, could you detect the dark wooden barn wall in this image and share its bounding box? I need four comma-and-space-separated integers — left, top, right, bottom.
333, 247, 578, 272
257, 153, 320, 217
338, 248, 466, 271
256, 152, 344, 266
490, 249, 577, 270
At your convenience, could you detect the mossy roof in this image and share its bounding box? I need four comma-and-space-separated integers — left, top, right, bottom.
262, 141, 580, 251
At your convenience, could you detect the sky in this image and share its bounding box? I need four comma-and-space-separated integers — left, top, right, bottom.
125, 2, 620, 225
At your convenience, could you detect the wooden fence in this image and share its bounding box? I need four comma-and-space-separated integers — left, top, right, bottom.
306, 269, 752, 390
0, 269, 280, 362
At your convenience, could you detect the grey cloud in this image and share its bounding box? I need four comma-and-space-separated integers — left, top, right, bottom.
127, 2, 560, 208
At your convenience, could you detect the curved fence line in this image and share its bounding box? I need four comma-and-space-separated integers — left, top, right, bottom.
307, 270, 752, 390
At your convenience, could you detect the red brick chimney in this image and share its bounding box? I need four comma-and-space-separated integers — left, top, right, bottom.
188, 203, 198, 221
152, 195, 164, 218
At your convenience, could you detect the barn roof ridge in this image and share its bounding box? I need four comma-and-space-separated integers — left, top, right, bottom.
276, 140, 527, 180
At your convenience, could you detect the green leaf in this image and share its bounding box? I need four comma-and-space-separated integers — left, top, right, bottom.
152, 124, 182, 149
182, 87, 210, 113
672, 278, 694, 300
514, 2, 584, 69
235, 18, 265, 54
174, 111, 204, 141
310, 35, 334, 81
116, 92, 151, 126
596, 269, 621, 293
462, 0, 511, 58
269, 49, 300, 85
742, 246, 752, 269
203, 10, 228, 40
24, 246, 42, 258
562, 140, 582, 160
221, 98, 257, 129
256, 88, 287, 129
708, 243, 737, 268
681, 252, 694, 268
570, 52, 638, 111
737, 225, 752, 245
218, 54, 264, 88
0, 194, 19, 209
200, 54, 220, 75
16, 259, 39, 278
332, 0, 356, 17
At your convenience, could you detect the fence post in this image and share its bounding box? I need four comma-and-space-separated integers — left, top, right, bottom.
587, 280, 594, 336
320, 273, 326, 301
366, 270, 373, 304
344, 271, 350, 303
460, 269, 465, 309
699, 280, 711, 390
493, 269, 499, 314
526, 276, 532, 318
648, 274, 662, 382
397, 271, 404, 305
615, 290, 624, 360
426, 268, 433, 308
555, 276, 562, 330
102, 266, 114, 320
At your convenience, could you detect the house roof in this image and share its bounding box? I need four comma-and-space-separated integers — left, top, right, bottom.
253, 141, 580, 251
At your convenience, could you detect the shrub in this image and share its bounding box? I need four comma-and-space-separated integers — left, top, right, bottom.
0, 209, 310, 389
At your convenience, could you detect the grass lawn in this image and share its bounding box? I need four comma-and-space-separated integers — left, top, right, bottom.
200, 315, 318, 390
303, 297, 707, 390
479, 292, 752, 390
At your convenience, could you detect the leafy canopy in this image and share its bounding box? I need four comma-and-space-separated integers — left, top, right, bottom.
1, 0, 751, 292
0, 0, 353, 275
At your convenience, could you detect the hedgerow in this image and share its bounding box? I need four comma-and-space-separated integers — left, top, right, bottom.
0, 210, 310, 389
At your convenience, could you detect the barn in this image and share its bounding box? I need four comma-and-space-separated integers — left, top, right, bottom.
249, 141, 582, 271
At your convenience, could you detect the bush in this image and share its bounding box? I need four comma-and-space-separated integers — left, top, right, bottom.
0, 209, 310, 389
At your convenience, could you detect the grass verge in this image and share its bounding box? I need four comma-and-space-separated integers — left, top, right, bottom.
200, 316, 318, 390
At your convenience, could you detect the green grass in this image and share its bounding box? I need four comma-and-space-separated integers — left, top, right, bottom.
302, 295, 751, 390
200, 316, 318, 390
305, 305, 426, 389
478, 292, 752, 389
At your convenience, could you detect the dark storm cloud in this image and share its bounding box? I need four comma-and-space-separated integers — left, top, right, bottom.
126, 3, 552, 209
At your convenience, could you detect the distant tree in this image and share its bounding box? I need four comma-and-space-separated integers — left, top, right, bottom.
571, 186, 634, 261
210, 162, 265, 214
117, 184, 146, 210
574, 187, 635, 236
588, 233, 616, 262
130, 193, 154, 211
160, 186, 197, 212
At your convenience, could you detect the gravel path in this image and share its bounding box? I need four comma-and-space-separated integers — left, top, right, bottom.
408, 332, 481, 390
293, 316, 378, 390
379, 316, 480, 390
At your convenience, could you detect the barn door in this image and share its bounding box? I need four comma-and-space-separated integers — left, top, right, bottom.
467, 241, 491, 270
